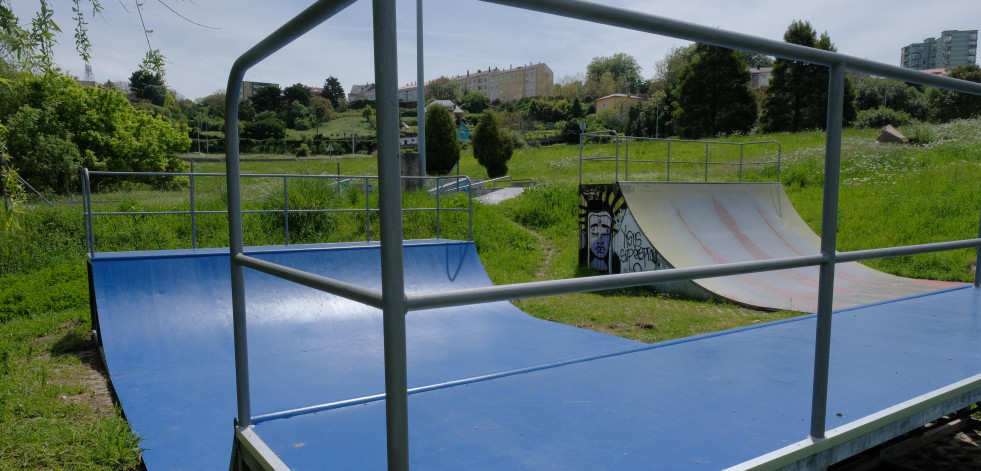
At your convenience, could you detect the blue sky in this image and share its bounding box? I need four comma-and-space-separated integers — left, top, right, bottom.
12, 0, 981, 100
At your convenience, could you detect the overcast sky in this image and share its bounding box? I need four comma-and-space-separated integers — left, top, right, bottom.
12, 0, 981, 100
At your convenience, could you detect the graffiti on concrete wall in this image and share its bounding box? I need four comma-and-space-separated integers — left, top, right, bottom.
579, 184, 662, 275
612, 209, 659, 273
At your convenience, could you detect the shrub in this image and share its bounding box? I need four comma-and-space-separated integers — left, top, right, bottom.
854, 106, 915, 129
296, 143, 311, 157
243, 118, 287, 140
424, 105, 460, 174
472, 111, 514, 178
2, 73, 189, 193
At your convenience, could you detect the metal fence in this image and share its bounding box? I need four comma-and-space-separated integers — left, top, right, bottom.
578, 131, 782, 184
81, 169, 473, 256
223, 0, 981, 469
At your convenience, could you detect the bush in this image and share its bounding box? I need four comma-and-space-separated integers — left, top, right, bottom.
243, 118, 287, 140
296, 143, 311, 157
854, 106, 915, 129
472, 111, 514, 178
2, 73, 189, 193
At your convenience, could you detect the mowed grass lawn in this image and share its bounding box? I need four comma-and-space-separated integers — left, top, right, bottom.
2, 119, 980, 468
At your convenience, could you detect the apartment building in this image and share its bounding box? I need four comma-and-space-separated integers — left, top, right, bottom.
901, 30, 978, 71
453, 62, 553, 102
352, 62, 553, 103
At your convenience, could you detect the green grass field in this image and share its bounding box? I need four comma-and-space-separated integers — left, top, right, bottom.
2, 119, 980, 468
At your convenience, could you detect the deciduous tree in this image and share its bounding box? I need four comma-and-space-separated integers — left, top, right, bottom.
586, 53, 643, 94
283, 83, 312, 106
427, 76, 462, 102
926, 64, 981, 123
461, 92, 489, 113
854, 77, 928, 120
2, 72, 189, 193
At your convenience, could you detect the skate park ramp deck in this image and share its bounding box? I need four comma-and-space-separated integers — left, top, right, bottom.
618, 182, 960, 312
87, 239, 981, 470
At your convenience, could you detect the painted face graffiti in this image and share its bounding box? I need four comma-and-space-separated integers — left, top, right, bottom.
588, 211, 612, 270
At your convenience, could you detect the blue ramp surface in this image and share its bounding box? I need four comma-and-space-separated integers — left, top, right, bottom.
89, 240, 638, 470
251, 286, 981, 469
90, 240, 981, 469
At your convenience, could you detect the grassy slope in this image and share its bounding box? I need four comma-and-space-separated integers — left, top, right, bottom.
2, 119, 981, 468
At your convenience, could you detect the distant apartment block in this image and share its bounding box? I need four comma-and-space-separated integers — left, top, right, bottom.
451, 62, 553, 102
351, 62, 553, 104
241, 81, 279, 101
901, 30, 978, 71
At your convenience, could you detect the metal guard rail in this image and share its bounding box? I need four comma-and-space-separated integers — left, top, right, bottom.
222, 0, 981, 469
81, 169, 474, 256
579, 132, 783, 183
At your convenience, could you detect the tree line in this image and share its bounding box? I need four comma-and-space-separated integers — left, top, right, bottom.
550, 20, 981, 140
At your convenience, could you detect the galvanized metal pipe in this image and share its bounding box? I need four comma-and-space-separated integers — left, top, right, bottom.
406, 253, 828, 311
223, 0, 358, 430
283, 177, 290, 246
371, 0, 411, 467
837, 238, 981, 264
704, 142, 710, 182
976, 205, 981, 287
624, 137, 629, 180
809, 62, 847, 440
416, 0, 426, 178
235, 254, 383, 308
739, 145, 744, 182
189, 163, 197, 249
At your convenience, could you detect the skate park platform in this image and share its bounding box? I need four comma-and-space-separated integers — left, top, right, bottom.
88, 240, 981, 469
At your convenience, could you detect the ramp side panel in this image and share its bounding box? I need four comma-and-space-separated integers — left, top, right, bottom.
91, 241, 640, 469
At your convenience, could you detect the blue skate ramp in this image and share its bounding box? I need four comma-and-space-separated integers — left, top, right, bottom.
89, 240, 981, 469
89, 240, 640, 469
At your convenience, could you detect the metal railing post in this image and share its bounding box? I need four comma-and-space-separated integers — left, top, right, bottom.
223, 0, 360, 431
809, 62, 846, 440
190, 161, 197, 249
578, 132, 583, 186
468, 179, 474, 241
283, 176, 291, 245
416, 0, 426, 178
436, 177, 442, 239
739, 144, 744, 182
975, 201, 981, 287
615, 133, 620, 182
625, 136, 630, 181
82, 169, 94, 256
372, 0, 411, 468
666, 141, 671, 181
704, 142, 710, 182
776, 142, 783, 182
365, 177, 371, 242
